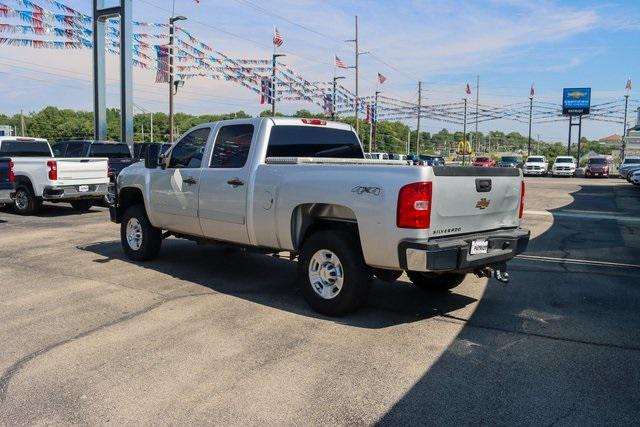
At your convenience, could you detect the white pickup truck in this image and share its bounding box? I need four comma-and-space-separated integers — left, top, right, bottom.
110, 118, 529, 316
0, 137, 109, 214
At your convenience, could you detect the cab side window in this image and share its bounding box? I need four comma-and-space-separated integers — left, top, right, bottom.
168, 128, 211, 169
210, 124, 254, 169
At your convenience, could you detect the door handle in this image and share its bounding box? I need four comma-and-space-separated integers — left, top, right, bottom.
227, 178, 245, 187
183, 177, 198, 185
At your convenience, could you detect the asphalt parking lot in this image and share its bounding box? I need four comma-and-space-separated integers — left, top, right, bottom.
1, 177, 639, 425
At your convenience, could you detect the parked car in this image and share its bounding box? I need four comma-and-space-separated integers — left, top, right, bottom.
584, 157, 610, 178
0, 157, 14, 206
408, 154, 446, 166
472, 156, 496, 167
52, 140, 134, 179
497, 155, 523, 168
550, 156, 577, 177
523, 156, 548, 176
0, 137, 109, 214
110, 117, 529, 316
619, 156, 640, 180
133, 142, 173, 160
368, 152, 389, 160
630, 170, 640, 185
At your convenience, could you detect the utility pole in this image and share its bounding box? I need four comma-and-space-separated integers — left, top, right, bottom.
463, 97, 468, 166
527, 94, 533, 156
475, 75, 479, 153
406, 129, 410, 155
141, 122, 144, 142
622, 93, 629, 160
20, 109, 25, 136
416, 81, 423, 154
537, 133, 541, 155
373, 90, 380, 150
332, 76, 345, 120
346, 16, 367, 135
150, 112, 154, 143
169, 13, 187, 143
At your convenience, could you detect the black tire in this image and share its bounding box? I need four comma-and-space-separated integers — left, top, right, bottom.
70, 200, 93, 212
407, 271, 466, 292
120, 204, 162, 261
298, 229, 372, 316
13, 184, 41, 215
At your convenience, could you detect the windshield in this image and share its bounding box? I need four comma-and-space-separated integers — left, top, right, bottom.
501, 156, 519, 162
266, 126, 363, 158
588, 158, 607, 164
0, 140, 51, 157
623, 158, 640, 165
555, 158, 573, 163
527, 157, 544, 162
89, 144, 131, 159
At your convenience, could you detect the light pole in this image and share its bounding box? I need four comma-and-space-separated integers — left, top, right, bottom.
463, 97, 468, 166
332, 76, 345, 120
527, 95, 533, 156
271, 53, 286, 116
169, 14, 187, 143
622, 94, 629, 160
373, 90, 380, 150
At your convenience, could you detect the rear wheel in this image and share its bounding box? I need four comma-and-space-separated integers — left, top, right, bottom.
13, 185, 41, 215
120, 204, 162, 261
70, 200, 93, 212
408, 271, 466, 292
298, 229, 372, 316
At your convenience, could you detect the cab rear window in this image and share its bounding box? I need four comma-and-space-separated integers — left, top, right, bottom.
89, 144, 132, 158
0, 140, 52, 157
266, 126, 364, 159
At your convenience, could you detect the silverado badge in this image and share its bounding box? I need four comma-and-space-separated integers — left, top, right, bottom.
475, 198, 490, 210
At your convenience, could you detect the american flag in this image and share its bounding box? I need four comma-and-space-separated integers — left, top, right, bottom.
155, 45, 169, 83
530, 82, 535, 97
626, 78, 632, 91
465, 83, 471, 95
272, 27, 283, 47
335, 55, 348, 69
377, 73, 386, 84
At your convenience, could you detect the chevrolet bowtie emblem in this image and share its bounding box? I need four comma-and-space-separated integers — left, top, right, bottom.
475, 198, 490, 210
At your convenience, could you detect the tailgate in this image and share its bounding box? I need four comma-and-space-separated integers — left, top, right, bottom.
430, 167, 522, 236
0, 158, 10, 189
55, 158, 109, 184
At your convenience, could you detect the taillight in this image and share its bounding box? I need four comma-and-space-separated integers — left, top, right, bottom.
301, 118, 327, 125
397, 182, 432, 229
47, 160, 58, 181
8, 160, 15, 184
518, 180, 525, 219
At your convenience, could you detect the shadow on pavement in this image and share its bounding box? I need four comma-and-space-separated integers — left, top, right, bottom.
0, 203, 106, 218
378, 181, 640, 424
80, 239, 477, 330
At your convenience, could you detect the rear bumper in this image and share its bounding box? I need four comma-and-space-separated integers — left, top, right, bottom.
0, 188, 14, 204
43, 184, 108, 201
398, 228, 530, 273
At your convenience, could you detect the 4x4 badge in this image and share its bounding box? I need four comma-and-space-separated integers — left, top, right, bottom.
475, 198, 490, 209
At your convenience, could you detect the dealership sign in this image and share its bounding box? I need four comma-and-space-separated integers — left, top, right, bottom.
562, 88, 591, 115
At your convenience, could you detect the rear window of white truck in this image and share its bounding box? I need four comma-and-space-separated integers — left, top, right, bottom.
266, 126, 363, 159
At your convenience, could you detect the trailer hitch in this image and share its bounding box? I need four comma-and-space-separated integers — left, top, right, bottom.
475, 263, 510, 286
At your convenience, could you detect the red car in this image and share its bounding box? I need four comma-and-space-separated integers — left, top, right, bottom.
472, 156, 496, 167
584, 157, 610, 178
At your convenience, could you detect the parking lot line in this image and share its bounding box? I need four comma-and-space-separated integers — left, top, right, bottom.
525, 210, 640, 223
516, 254, 640, 269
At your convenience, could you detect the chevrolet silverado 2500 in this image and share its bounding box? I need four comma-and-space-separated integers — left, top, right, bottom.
110, 118, 530, 316
0, 137, 109, 214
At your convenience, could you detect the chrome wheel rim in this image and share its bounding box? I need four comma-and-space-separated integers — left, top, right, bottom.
126, 218, 143, 251
308, 249, 344, 299
15, 190, 28, 211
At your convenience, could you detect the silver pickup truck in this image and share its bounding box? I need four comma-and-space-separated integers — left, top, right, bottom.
110, 118, 529, 316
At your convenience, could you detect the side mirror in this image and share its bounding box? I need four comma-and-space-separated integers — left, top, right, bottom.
144, 144, 160, 169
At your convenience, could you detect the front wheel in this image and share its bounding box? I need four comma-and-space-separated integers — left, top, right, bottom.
298, 229, 372, 316
408, 271, 466, 292
120, 204, 162, 261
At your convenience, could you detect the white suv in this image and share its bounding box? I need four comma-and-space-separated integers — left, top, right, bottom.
551, 156, 577, 177
523, 156, 548, 176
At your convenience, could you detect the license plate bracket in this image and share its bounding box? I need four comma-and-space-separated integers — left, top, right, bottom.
470, 239, 489, 255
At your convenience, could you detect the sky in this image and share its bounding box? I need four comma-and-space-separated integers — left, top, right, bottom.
0, 0, 639, 141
